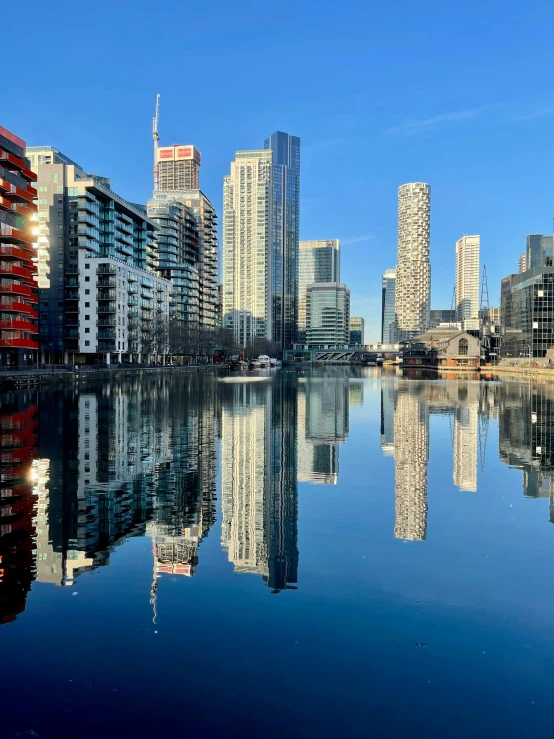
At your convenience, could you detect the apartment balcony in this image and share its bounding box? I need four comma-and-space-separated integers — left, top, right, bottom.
127, 272, 137, 282
128, 297, 138, 306
128, 285, 138, 294
0, 319, 37, 334
0, 283, 36, 300
98, 329, 116, 340
98, 340, 116, 351
97, 263, 116, 275
0, 338, 38, 349
78, 197, 98, 214
98, 276, 116, 288
97, 317, 116, 326
0, 302, 38, 318
0, 264, 33, 281
97, 303, 116, 314
97, 289, 116, 300
65, 289, 79, 300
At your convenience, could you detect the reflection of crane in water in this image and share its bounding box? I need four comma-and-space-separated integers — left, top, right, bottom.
478, 384, 492, 472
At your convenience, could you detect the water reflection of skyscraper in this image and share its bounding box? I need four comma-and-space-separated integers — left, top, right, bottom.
221, 375, 298, 591
297, 377, 349, 484
0, 392, 38, 624
393, 385, 429, 541
498, 383, 554, 515
384, 380, 485, 540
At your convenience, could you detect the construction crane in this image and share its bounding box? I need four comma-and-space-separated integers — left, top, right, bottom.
152, 94, 160, 191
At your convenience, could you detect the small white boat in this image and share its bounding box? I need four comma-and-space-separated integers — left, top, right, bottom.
269, 358, 282, 368
257, 354, 270, 368
248, 359, 261, 369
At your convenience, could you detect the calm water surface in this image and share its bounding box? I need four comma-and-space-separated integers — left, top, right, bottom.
2, 368, 554, 738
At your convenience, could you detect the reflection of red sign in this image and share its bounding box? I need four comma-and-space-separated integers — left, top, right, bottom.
176, 146, 192, 159
159, 148, 173, 159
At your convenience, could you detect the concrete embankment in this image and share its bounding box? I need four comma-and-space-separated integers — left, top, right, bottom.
0, 364, 218, 389
485, 365, 554, 380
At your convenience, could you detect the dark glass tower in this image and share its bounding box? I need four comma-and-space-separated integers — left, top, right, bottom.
264, 132, 300, 350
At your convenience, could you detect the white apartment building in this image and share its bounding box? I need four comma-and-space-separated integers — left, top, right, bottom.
78, 252, 170, 362
456, 235, 480, 331
223, 150, 273, 346
395, 183, 431, 340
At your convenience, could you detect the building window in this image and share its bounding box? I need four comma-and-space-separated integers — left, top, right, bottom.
85, 328, 90, 333
459, 338, 468, 356
85, 302, 90, 307
85, 315, 90, 320
85, 263, 90, 269
85, 289, 90, 295
85, 341, 90, 346
85, 276, 90, 282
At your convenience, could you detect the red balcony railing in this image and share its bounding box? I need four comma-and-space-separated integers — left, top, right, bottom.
0, 320, 37, 333
0, 284, 36, 299
0, 302, 38, 318
0, 338, 38, 349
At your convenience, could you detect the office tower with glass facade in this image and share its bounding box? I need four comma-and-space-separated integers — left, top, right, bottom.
501, 267, 554, 358
349, 317, 364, 345
429, 308, 456, 329
0, 127, 39, 368
156, 145, 201, 191
298, 240, 340, 343
526, 234, 554, 270
265, 132, 300, 349
223, 132, 300, 349
306, 282, 350, 347
456, 235, 480, 330
395, 183, 431, 340
381, 268, 396, 343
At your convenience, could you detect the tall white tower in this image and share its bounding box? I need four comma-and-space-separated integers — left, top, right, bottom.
395, 183, 431, 340
456, 235, 480, 330
223, 150, 273, 346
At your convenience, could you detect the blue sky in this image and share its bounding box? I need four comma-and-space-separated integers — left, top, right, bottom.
6, 0, 554, 340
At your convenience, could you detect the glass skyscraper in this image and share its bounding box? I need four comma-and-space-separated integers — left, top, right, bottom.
297, 240, 340, 343
381, 268, 397, 343
264, 132, 300, 349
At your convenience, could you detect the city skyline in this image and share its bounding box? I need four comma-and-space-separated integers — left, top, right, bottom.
8, 2, 554, 342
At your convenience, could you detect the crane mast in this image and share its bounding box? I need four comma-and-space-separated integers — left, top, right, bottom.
152, 94, 160, 191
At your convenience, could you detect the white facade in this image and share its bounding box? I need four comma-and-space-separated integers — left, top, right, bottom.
221, 384, 271, 576
78, 253, 170, 359
223, 150, 272, 346
453, 403, 478, 492
395, 183, 431, 340
456, 235, 480, 331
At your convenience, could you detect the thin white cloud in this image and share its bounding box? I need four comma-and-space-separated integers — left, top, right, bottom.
511, 107, 554, 121
389, 107, 487, 136
341, 234, 376, 245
